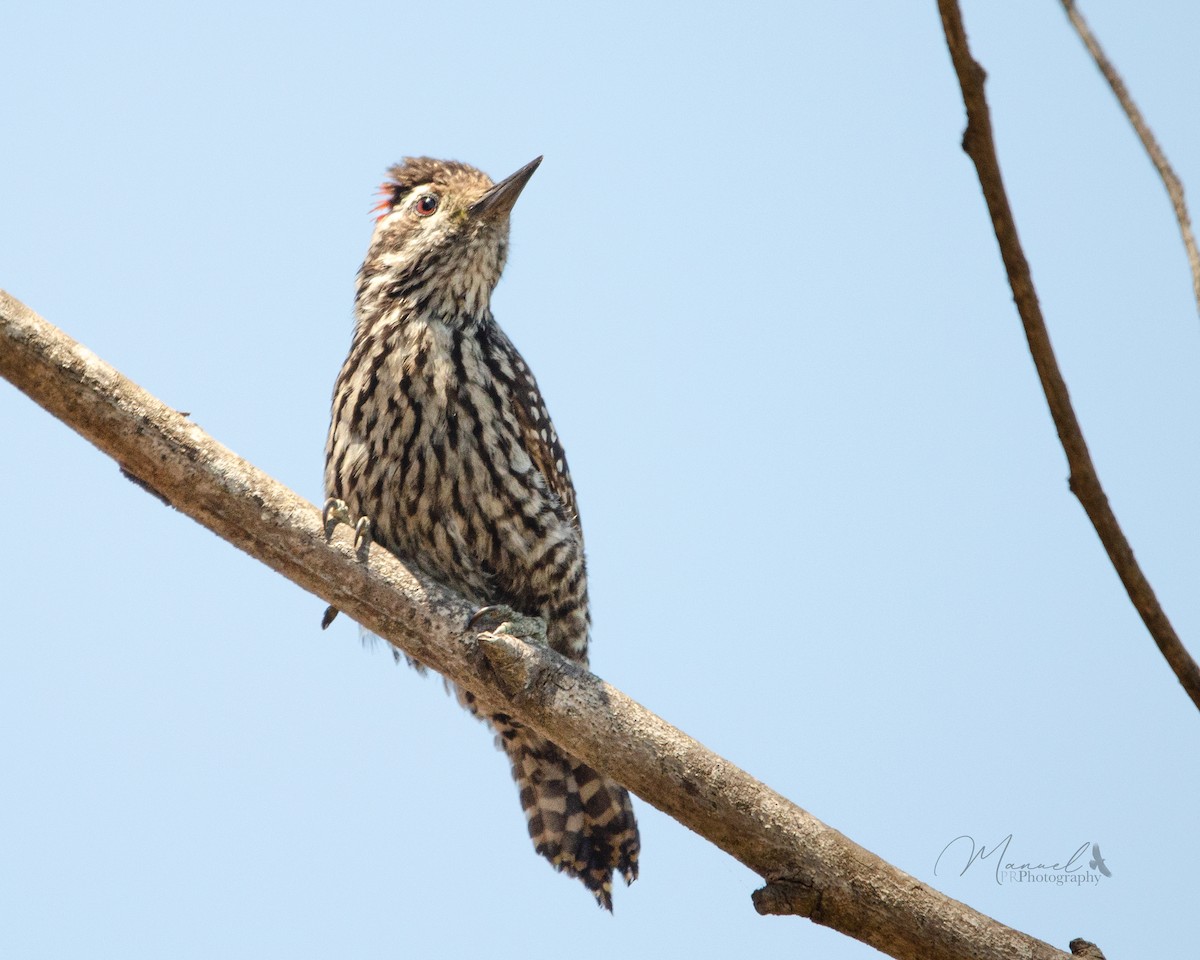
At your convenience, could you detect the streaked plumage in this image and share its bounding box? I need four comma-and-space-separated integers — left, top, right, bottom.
324, 156, 639, 908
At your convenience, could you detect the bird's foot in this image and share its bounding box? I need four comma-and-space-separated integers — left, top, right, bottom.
322, 497, 352, 534
468, 605, 548, 645
322, 498, 373, 555
320, 498, 375, 629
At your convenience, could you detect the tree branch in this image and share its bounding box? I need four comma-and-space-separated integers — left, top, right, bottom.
937, 0, 1200, 712
1060, 0, 1200, 319
0, 290, 1081, 957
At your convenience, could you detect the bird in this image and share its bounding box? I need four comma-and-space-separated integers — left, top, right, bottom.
1089, 842, 1111, 877
323, 156, 639, 909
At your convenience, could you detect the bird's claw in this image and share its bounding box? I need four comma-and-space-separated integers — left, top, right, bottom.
323, 498, 373, 557
468, 604, 548, 644
321, 499, 374, 628
353, 516, 373, 555
322, 497, 353, 538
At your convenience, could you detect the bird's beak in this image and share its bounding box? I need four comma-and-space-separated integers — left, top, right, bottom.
470, 156, 543, 221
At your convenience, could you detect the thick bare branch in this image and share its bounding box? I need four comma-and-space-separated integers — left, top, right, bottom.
0, 289, 1072, 958
937, 0, 1200, 712
1060, 0, 1200, 318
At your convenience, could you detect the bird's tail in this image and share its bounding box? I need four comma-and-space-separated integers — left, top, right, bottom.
494, 719, 640, 910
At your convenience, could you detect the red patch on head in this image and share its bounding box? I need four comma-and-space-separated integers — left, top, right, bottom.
372, 183, 396, 222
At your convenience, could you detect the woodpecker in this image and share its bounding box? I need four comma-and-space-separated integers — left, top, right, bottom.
324, 156, 639, 908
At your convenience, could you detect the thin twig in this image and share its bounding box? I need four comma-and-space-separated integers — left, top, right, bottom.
937, 1, 1200, 711
0, 289, 1078, 958
1060, 0, 1200, 317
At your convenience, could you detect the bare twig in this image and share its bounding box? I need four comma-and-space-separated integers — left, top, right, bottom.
937, 1, 1200, 711
1060, 0, 1200, 318
0, 290, 1081, 958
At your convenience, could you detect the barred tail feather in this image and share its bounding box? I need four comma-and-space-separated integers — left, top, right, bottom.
498, 724, 640, 910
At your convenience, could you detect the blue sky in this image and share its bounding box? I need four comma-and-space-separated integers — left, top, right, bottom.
3, 2, 1199, 957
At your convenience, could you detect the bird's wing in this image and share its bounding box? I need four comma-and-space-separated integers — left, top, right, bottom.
486, 326, 581, 530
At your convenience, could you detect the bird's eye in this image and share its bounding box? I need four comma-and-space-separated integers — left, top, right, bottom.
414, 194, 439, 217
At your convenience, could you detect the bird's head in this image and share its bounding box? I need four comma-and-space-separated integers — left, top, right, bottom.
356, 156, 542, 328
